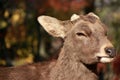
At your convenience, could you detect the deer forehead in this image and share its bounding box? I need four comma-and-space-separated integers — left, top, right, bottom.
88, 22, 106, 33
71, 20, 106, 34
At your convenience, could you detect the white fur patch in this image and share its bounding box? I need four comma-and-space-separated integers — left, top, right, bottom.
88, 12, 100, 19
100, 57, 113, 63
95, 44, 114, 63
70, 14, 80, 21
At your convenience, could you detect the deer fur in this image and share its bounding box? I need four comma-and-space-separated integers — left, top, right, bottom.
0, 13, 115, 80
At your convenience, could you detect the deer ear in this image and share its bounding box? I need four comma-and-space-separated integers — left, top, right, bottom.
38, 16, 66, 38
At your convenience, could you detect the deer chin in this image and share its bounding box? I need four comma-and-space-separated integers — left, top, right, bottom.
97, 56, 114, 63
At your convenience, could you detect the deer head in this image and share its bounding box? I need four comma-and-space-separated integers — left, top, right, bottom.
38, 13, 116, 64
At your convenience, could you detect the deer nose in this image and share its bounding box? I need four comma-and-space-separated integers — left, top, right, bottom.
105, 47, 116, 58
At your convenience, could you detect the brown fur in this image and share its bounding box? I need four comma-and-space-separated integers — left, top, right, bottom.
0, 13, 115, 80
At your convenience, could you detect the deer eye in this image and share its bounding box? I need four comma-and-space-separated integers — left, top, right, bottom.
76, 32, 87, 37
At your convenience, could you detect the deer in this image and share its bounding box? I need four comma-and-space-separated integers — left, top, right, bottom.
0, 13, 116, 80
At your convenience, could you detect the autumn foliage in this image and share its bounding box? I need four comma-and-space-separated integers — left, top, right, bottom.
112, 55, 120, 80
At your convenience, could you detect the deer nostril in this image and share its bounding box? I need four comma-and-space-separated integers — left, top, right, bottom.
105, 47, 116, 58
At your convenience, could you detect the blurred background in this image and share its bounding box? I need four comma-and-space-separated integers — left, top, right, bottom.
0, 0, 120, 80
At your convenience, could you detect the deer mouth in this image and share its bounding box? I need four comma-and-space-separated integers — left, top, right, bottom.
97, 56, 114, 63
83, 56, 114, 75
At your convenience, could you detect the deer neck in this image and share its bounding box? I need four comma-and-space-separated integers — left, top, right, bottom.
50, 48, 98, 80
